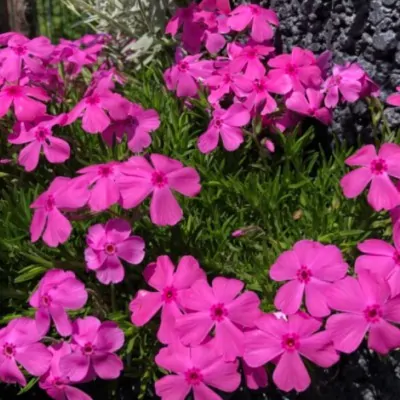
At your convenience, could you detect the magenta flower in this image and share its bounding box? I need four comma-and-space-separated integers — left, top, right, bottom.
356, 233, 400, 297
130, 255, 205, 344
197, 104, 250, 153
84, 219, 145, 285
60, 317, 124, 382
76, 161, 122, 212
0, 83, 49, 121
102, 103, 160, 153
199, 0, 231, 13
67, 89, 128, 134
119, 154, 201, 226
268, 48, 322, 93
0, 318, 51, 386
244, 313, 339, 392
340, 144, 400, 211
0, 35, 53, 81
155, 340, 240, 400
29, 269, 88, 337
327, 271, 400, 354
387, 86, 400, 107
323, 63, 364, 108
176, 277, 261, 361
228, 42, 274, 77
270, 240, 348, 317
205, 68, 252, 104
40, 342, 92, 400
285, 89, 332, 125
240, 68, 291, 115
9, 114, 70, 172
30, 177, 89, 247
164, 54, 213, 97
228, 4, 279, 43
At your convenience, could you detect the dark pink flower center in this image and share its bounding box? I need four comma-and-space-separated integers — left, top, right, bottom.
52, 377, 67, 388
249, 5, 261, 15
3, 343, 15, 358
285, 64, 297, 75
210, 303, 228, 321
297, 265, 312, 283
41, 294, 52, 307
332, 75, 342, 86
129, 116, 139, 128
105, 243, 116, 255
214, 118, 223, 128
5, 85, 23, 98
393, 251, 400, 265
246, 49, 258, 59
254, 79, 267, 92
45, 195, 56, 212
12, 45, 27, 55
281, 333, 300, 351
35, 127, 51, 142
151, 171, 168, 188
99, 165, 113, 177
223, 74, 231, 84
178, 61, 189, 72
85, 94, 101, 105
185, 367, 203, 385
370, 158, 388, 175
308, 107, 317, 116
162, 286, 177, 303
363, 304, 382, 323
82, 342, 95, 355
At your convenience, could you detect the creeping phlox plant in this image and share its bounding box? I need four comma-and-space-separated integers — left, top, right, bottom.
2, 1, 400, 399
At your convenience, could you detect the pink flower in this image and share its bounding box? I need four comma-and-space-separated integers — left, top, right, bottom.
340, 144, 400, 211
40, 342, 92, 400
29, 269, 88, 337
239, 68, 291, 115
176, 277, 261, 361
164, 54, 213, 97
76, 162, 122, 212
130, 255, 206, 344
102, 103, 160, 152
155, 340, 240, 400
327, 271, 400, 354
30, 177, 89, 247
270, 240, 348, 317
205, 67, 252, 104
60, 317, 124, 382
0, 318, 51, 386
268, 48, 322, 93
84, 219, 145, 285
228, 4, 279, 43
228, 42, 274, 77
0, 35, 53, 81
323, 63, 364, 108
67, 89, 128, 134
387, 86, 400, 107
355, 231, 400, 298
285, 89, 332, 125
244, 313, 339, 392
0, 83, 49, 121
118, 154, 201, 226
8, 114, 70, 172
197, 104, 250, 153
232, 229, 244, 238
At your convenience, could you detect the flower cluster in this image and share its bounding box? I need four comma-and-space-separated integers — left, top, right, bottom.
164, 1, 379, 154
0, 269, 125, 400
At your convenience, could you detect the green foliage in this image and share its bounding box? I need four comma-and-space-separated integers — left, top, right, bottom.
1, 60, 399, 396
